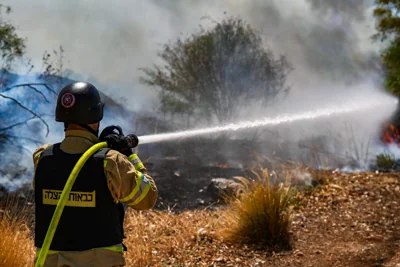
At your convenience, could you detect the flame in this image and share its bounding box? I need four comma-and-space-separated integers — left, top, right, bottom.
381, 122, 400, 145
216, 163, 229, 168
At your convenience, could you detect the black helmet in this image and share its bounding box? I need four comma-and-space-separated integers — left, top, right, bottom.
55, 82, 104, 124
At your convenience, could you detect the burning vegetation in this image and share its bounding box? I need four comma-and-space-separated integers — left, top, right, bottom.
379, 102, 400, 147
376, 108, 400, 170
381, 122, 400, 146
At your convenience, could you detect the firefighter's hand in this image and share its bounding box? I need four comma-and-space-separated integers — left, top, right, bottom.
99, 125, 124, 141
103, 134, 138, 157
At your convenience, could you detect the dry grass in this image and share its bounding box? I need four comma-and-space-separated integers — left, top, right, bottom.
0, 197, 35, 267
0, 169, 295, 266
217, 168, 295, 250
123, 208, 221, 266
0, 168, 398, 267
0, 200, 223, 267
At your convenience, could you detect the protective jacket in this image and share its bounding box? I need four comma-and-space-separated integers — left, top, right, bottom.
32, 130, 158, 267
34, 143, 125, 251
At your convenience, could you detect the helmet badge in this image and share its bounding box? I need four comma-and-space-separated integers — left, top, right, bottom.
61, 93, 76, 108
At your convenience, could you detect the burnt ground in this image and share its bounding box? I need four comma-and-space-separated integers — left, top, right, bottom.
1, 137, 361, 211
148, 162, 246, 210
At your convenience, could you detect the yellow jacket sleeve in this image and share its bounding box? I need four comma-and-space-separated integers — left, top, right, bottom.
104, 150, 158, 210
32, 144, 52, 190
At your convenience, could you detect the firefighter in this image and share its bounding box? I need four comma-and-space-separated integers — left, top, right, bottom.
32, 82, 158, 267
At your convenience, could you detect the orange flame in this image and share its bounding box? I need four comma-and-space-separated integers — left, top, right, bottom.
381, 122, 400, 145
216, 163, 229, 168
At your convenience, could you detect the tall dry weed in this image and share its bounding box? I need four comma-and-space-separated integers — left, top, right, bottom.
0, 196, 35, 267
123, 208, 219, 266
217, 168, 294, 250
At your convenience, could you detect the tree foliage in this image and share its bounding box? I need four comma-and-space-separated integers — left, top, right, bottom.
141, 17, 291, 123
373, 0, 400, 95
0, 4, 25, 71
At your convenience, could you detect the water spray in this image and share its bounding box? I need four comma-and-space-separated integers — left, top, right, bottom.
138, 99, 397, 145
36, 97, 396, 266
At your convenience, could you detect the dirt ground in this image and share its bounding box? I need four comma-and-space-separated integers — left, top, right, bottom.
144, 169, 400, 266
211, 171, 400, 267
265, 171, 399, 267
1, 165, 400, 266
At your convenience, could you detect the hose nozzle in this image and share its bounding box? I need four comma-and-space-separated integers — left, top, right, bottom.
126, 134, 139, 148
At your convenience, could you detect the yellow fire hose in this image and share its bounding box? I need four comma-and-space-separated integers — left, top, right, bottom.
35, 141, 108, 267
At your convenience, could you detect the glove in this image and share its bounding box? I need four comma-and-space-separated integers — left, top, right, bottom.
102, 134, 139, 157
99, 125, 124, 141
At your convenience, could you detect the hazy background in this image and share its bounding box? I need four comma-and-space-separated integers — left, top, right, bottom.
2, 0, 398, 178
6, 0, 386, 108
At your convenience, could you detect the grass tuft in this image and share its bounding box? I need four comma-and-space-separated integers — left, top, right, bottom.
217, 168, 295, 250
0, 196, 35, 267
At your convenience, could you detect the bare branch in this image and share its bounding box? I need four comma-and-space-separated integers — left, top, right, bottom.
8, 84, 49, 102
2, 83, 56, 103
0, 93, 49, 136
0, 116, 36, 132
0, 135, 33, 154
5, 134, 43, 146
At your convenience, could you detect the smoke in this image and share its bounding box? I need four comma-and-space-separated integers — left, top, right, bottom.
2, 0, 398, 176
0, 74, 136, 190
5, 0, 382, 108
308, 0, 372, 21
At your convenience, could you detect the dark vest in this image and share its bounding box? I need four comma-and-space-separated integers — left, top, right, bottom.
34, 143, 125, 251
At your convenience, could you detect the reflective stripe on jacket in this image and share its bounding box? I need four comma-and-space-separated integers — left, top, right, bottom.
32, 130, 158, 209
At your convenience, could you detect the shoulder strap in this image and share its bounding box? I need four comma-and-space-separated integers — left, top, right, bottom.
40, 144, 110, 161
39, 143, 61, 159
93, 148, 111, 160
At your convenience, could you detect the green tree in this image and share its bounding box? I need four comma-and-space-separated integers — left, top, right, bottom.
141, 17, 291, 124
0, 4, 25, 72
373, 0, 400, 95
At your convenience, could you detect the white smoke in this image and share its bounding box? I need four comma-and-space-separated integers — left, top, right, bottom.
3, 0, 397, 172
5, 0, 381, 109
